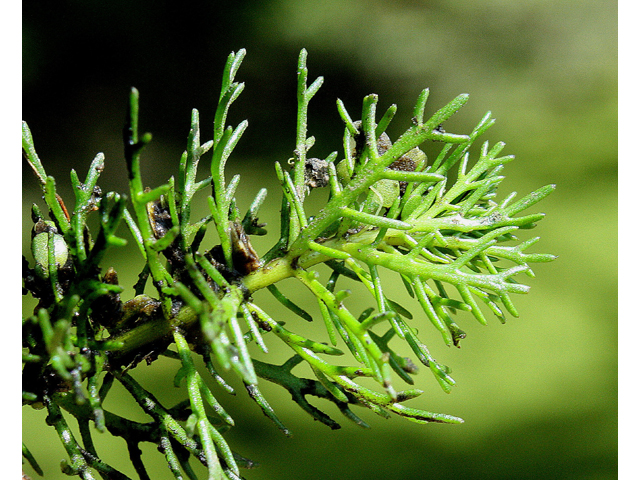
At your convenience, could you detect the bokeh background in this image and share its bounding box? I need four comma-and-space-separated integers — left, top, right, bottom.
22, 1, 617, 479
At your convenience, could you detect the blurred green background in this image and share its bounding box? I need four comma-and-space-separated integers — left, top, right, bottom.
22, 0, 617, 479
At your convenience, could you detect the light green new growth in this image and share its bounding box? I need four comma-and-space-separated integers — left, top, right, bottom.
22, 49, 555, 479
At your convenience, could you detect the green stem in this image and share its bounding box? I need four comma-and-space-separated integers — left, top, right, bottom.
124, 88, 173, 314
173, 331, 230, 479
114, 371, 204, 461
44, 396, 97, 480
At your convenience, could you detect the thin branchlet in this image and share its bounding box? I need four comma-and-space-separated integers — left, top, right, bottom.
22, 48, 554, 479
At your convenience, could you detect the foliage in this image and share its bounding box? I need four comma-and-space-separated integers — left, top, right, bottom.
22, 49, 555, 479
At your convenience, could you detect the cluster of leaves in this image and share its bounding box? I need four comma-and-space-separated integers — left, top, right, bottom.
22, 49, 555, 479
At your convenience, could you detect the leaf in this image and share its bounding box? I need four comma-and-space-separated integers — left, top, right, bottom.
370, 178, 400, 208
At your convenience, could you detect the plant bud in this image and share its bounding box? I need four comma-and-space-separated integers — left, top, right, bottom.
31, 220, 68, 279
